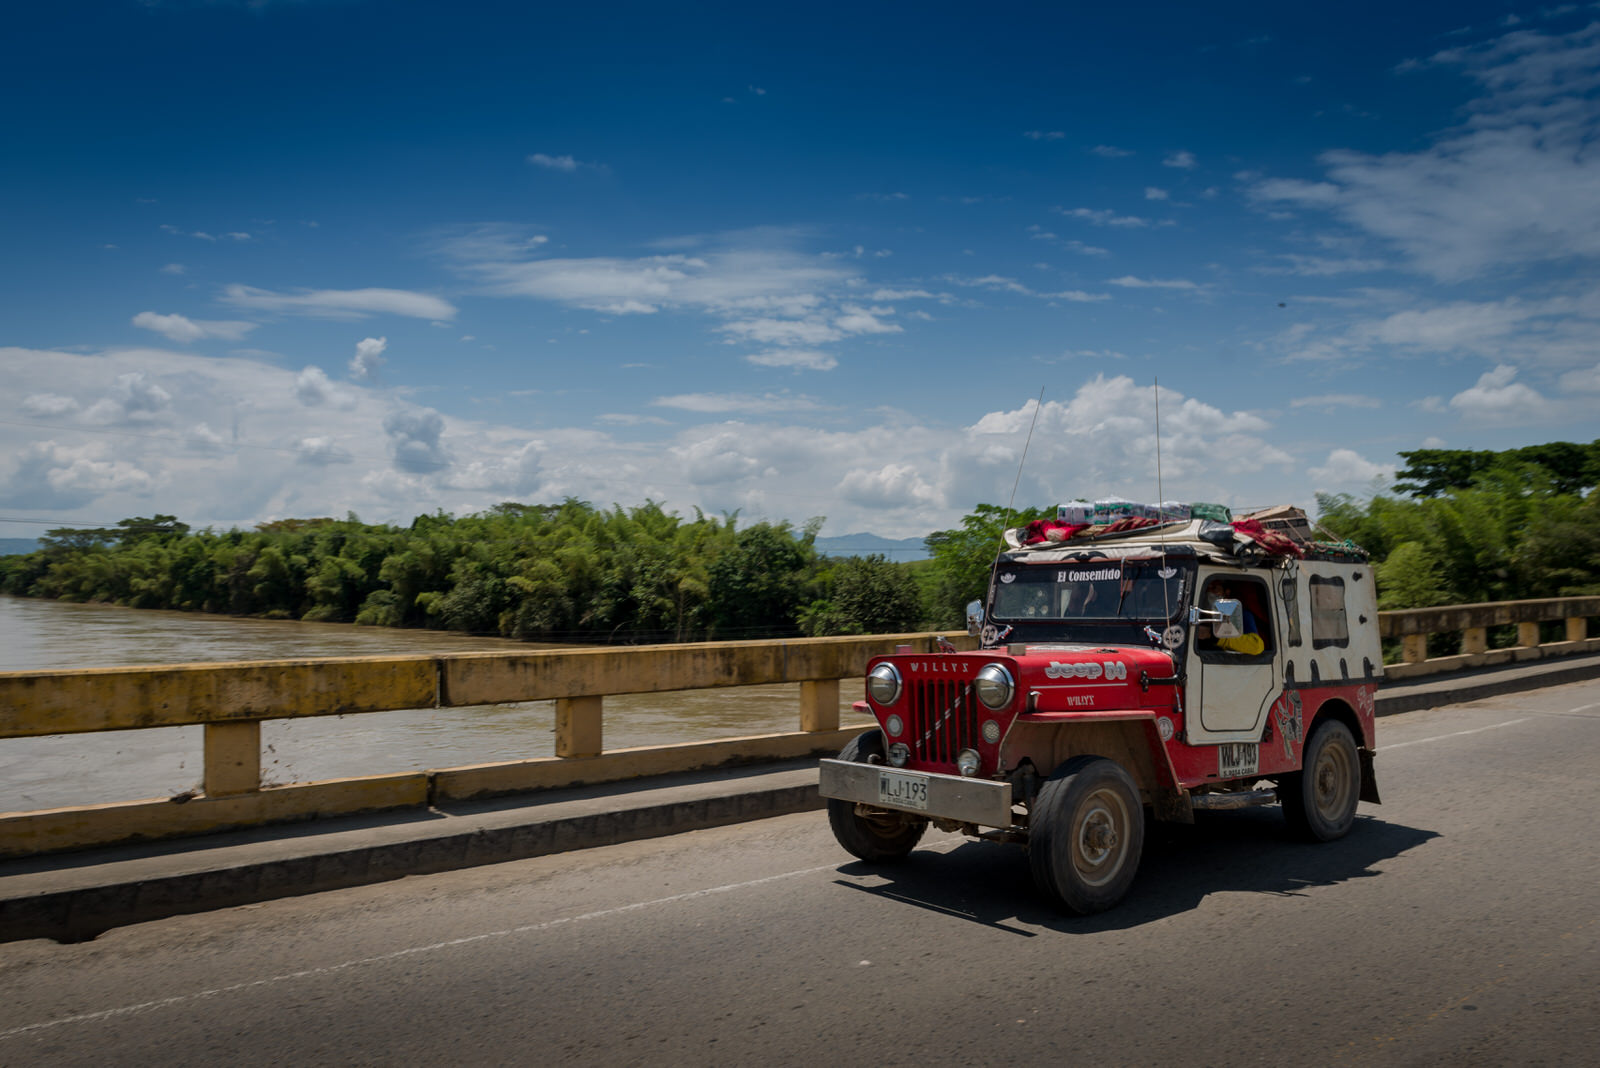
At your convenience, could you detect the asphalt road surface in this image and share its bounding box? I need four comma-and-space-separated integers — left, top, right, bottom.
4, 682, 1598, 1067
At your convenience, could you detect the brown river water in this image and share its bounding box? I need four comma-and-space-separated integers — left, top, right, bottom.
0, 595, 863, 813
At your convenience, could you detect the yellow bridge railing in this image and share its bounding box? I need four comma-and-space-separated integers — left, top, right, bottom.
1379, 595, 1599, 679
0, 633, 974, 858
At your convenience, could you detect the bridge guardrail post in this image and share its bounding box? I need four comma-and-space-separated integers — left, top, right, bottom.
556, 696, 603, 758
800, 679, 840, 733
1461, 627, 1488, 655
1517, 621, 1542, 648
203, 721, 262, 797
1401, 634, 1428, 664
1568, 617, 1588, 643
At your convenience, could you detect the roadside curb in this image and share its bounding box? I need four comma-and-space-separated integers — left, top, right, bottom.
1375, 653, 1600, 716
0, 765, 823, 945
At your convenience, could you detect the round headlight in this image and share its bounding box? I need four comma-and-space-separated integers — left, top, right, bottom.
973, 664, 1014, 710
956, 749, 981, 777
885, 714, 904, 737
887, 742, 911, 767
867, 663, 902, 706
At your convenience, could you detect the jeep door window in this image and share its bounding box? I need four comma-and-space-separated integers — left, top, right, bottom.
991, 561, 1188, 622
1196, 576, 1273, 656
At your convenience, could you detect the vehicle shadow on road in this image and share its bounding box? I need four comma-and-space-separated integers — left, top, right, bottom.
835, 810, 1440, 934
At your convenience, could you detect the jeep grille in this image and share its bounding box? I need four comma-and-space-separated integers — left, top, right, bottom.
906, 677, 980, 767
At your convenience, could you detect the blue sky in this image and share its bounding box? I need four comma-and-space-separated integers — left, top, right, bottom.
3, 1, 1599, 541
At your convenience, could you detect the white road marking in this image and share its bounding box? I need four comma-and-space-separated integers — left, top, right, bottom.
1380, 718, 1529, 751
1, 859, 860, 1041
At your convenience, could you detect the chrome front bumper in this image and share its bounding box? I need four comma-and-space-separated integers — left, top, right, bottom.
818, 759, 1014, 828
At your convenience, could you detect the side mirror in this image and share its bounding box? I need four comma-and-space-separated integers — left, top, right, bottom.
1213, 598, 1244, 638
965, 600, 984, 636
1189, 598, 1244, 638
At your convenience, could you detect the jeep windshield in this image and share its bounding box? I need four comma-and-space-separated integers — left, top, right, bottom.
990, 558, 1193, 625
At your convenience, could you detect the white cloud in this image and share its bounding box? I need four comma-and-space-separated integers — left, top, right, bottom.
745, 349, 838, 371
1558, 362, 1600, 392
383, 406, 449, 473
222, 285, 457, 321
1056, 207, 1152, 228
1163, 150, 1197, 169
837, 463, 937, 508
1252, 22, 1600, 280
294, 437, 354, 465
0, 440, 159, 509
443, 229, 847, 318
1144, 187, 1169, 201
651, 392, 823, 414
132, 311, 257, 344
349, 337, 387, 381
1289, 394, 1383, 410
1090, 145, 1133, 158
1106, 276, 1202, 290
1270, 254, 1390, 276
294, 366, 357, 409
1308, 449, 1393, 488
1361, 300, 1530, 349
528, 153, 580, 171
952, 274, 1035, 295
1447, 364, 1560, 424
1024, 130, 1066, 141
720, 317, 843, 346
82, 372, 173, 425
21, 394, 79, 417
186, 423, 226, 452
834, 304, 901, 335
449, 441, 543, 494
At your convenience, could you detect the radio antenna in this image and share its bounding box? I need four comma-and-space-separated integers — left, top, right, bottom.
1002, 386, 1046, 540
1154, 377, 1173, 636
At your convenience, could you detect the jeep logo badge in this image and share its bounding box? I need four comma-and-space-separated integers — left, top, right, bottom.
1046, 660, 1127, 681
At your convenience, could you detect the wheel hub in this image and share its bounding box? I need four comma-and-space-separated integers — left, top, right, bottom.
1078, 808, 1119, 864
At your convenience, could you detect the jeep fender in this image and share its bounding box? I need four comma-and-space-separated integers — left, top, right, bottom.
1003, 716, 1192, 824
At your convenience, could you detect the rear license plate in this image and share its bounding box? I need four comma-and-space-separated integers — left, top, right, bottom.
1218, 743, 1259, 778
877, 770, 929, 810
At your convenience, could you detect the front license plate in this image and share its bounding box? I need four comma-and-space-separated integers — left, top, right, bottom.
877, 770, 929, 811
1218, 742, 1259, 778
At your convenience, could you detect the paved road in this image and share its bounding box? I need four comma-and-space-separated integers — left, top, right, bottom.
4, 683, 1598, 1067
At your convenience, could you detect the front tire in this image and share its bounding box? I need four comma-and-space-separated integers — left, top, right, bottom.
1281, 719, 1360, 841
826, 730, 927, 862
1029, 756, 1144, 914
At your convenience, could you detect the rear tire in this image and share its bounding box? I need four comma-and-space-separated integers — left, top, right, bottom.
1281, 719, 1360, 841
826, 730, 927, 862
1029, 756, 1144, 914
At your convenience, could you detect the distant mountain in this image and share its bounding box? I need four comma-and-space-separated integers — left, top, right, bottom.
0, 538, 40, 557
813, 532, 930, 561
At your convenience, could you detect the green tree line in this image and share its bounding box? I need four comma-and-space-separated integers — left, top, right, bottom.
0, 502, 935, 642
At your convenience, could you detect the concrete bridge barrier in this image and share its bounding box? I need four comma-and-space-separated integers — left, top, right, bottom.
0, 632, 975, 858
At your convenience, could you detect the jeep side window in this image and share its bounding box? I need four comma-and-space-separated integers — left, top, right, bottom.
1309, 575, 1349, 649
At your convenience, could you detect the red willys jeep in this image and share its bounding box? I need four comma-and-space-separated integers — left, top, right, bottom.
818, 506, 1381, 913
